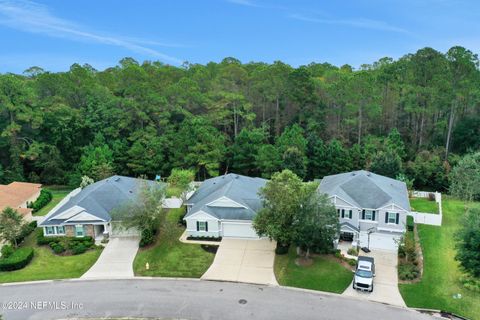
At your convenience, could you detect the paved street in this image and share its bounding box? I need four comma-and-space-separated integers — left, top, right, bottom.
0, 279, 434, 320
81, 237, 139, 279
202, 238, 278, 285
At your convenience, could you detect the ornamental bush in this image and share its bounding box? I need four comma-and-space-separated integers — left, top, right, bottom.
72, 244, 87, 255
31, 189, 53, 213
0, 247, 34, 271
406, 215, 414, 232
139, 228, 154, 247
1, 245, 14, 258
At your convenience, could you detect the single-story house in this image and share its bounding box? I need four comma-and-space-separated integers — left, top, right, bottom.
0, 181, 42, 221
40, 175, 163, 239
184, 173, 266, 239
318, 170, 410, 250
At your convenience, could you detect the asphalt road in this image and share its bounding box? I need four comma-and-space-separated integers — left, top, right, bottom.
0, 279, 434, 320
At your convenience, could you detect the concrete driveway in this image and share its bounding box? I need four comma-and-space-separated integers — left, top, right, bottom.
202, 238, 278, 285
81, 236, 139, 279
343, 249, 406, 307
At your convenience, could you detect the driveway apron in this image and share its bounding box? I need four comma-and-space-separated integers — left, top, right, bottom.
81, 236, 139, 279
342, 249, 406, 307
201, 238, 278, 285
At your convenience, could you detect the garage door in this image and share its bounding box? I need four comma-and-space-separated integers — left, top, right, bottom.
359, 231, 401, 251
110, 221, 140, 237
222, 222, 258, 238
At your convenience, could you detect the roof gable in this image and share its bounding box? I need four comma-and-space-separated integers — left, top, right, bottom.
318, 170, 410, 210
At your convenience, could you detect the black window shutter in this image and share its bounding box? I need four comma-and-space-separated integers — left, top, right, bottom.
205, 221, 208, 232
362, 210, 365, 220
349, 210, 353, 219
396, 213, 400, 224
372, 211, 376, 221
341, 209, 345, 218
337, 209, 341, 217
385, 212, 389, 223
196, 221, 200, 231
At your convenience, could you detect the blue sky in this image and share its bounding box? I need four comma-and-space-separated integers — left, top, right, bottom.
0, 0, 478, 73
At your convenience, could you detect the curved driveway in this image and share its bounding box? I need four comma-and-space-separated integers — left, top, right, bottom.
0, 279, 433, 320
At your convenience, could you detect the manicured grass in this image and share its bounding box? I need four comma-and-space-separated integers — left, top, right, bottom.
0, 230, 102, 283
274, 247, 354, 294
166, 186, 182, 198
409, 198, 439, 214
34, 188, 72, 216
399, 198, 480, 320
133, 208, 216, 278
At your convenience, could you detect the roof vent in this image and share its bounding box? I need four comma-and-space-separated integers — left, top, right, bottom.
351, 172, 356, 176
366, 172, 371, 177
114, 177, 120, 182
235, 175, 240, 179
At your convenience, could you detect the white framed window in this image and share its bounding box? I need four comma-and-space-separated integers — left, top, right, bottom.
197, 221, 207, 232
56, 226, 65, 234
46, 226, 54, 235
75, 225, 85, 237
387, 212, 397, 224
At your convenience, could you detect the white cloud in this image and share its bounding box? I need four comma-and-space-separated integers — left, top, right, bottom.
290, 13, 409, 34
0, 0, 183, 64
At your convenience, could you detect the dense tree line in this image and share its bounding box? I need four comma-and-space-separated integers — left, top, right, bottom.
0, 46, 479, 191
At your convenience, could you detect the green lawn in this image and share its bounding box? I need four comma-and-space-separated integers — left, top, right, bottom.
274, 247, 354, 293
399, 198, 480, 320
34, 188, 72, 216
0, 230, 102, 283
133, 208, 216, 278
409, 198, 439, 214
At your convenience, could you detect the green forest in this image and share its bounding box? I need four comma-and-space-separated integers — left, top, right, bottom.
0, 46, 478, 191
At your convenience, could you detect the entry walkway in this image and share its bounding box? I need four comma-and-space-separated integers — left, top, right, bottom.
202, 238, 278, 285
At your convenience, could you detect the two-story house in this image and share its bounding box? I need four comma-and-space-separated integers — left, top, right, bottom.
318, 170, 410, 250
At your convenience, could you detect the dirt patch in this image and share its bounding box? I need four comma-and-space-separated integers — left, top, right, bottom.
295, 257, 314, 267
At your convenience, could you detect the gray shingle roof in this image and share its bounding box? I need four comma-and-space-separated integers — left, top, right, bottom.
318, 170, 410, 211
40, 175, 164, 226
185, 173, 267, 220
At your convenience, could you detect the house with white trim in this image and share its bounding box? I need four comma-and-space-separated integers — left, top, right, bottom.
184, 174, 266, 239
318, 170, 410, 250
39, 176, 164, 239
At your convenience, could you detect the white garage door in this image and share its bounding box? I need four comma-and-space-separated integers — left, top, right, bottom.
359, 231, 401, 251
222, 222, 258, 238
110, 221, 140, 237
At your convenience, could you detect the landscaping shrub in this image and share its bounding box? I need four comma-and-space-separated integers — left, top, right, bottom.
52, 243, 65, 254
407, 215, 414, 231
275, 243, 289, 255
0, 247, 34, 271
1, 245, 14, 258
140, 228, 155, 247
186, 236, 222, 242
398, 262, 420, 280
31, 189, 53, 213
347, 258, 357, 266
72, 244, 87, 255
36, 229, 62, 246
347, 247, 358, 256
14, 221, 38, 244
459, 274, 480, 293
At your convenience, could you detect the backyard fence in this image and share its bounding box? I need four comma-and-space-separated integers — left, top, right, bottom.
409, 191, 443, 226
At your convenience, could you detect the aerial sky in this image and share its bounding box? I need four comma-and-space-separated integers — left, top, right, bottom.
0, 0, 478, 73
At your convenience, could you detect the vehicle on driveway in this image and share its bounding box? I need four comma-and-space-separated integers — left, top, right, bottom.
353, 256, 375, 292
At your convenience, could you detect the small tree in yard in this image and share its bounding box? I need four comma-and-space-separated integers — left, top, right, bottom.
293, 191, 339, 258
450, 152, 480, 201
0, 207, 24, 248
455, 208, 480, 277
167, 168, 195, 200
111, 181, 167, 247
253, 170, 305, 250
